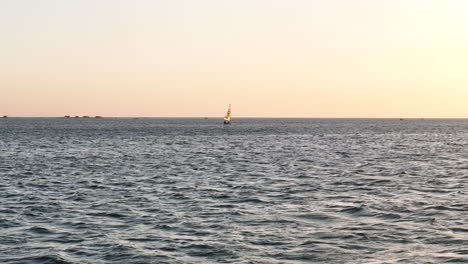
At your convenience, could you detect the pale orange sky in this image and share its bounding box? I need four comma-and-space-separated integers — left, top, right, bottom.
1, 0, 467, 117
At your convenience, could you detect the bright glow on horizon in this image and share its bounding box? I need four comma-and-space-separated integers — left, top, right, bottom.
1, 0, 467, 118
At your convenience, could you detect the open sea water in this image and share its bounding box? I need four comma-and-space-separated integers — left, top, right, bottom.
0, 118, 467, 264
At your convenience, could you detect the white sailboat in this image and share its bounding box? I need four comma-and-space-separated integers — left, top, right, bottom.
223, 104, 231, 125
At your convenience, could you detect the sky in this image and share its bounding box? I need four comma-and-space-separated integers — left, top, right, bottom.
1, 0, 467, 118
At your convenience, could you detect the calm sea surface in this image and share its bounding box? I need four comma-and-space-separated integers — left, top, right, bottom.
1, 118, 467, 264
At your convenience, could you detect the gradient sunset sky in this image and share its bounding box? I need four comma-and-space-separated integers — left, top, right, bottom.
1, 0, 467, 118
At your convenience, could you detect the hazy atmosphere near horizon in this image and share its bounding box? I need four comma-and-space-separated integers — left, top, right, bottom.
1, 0, 467, 118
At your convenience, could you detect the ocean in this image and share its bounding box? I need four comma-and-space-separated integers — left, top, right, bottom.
0, 118, 467, 264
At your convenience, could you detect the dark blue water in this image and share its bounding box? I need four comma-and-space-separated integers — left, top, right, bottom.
1, 118, 467, 264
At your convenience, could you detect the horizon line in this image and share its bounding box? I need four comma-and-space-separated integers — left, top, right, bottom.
1, 116, 467, 120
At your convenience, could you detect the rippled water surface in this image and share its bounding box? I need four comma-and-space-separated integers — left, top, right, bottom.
1, 118, 467, 264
